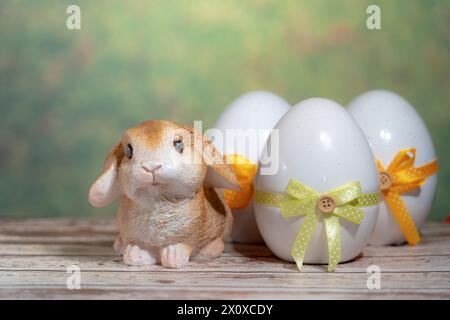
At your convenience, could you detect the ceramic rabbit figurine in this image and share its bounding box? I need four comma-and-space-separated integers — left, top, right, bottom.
88, 120, 239, 268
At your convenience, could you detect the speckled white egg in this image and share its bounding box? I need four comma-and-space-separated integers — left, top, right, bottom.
347, 90, 438, 245
211, 91, 290, 243
254, 98, 379, 265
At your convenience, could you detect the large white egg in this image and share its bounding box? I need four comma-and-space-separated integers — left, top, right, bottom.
254, 98, 379, 264
347, 90, 438, 245
210, 91, 290, 243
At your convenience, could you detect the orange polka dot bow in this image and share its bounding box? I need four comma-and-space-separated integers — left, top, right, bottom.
223, 154, 258, 210
254, 180, 379, 272
376, 148, 439, 245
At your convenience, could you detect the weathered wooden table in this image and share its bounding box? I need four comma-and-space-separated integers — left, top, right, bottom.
0, 219, 449, 299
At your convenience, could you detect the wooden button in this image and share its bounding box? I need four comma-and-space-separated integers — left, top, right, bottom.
379, 171, 392, 190
317, 195, 336, 213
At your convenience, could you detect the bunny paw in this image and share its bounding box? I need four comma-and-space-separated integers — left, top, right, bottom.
123, 244, 157, 266
195, 237, 224, 260
161, 243, 192, 269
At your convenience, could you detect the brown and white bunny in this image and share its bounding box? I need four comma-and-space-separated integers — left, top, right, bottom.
88, 120, 239, 268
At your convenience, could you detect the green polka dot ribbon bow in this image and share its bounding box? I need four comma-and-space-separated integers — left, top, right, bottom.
254, 180, 379, 272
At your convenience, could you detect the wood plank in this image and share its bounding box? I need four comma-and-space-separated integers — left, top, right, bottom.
363, 238, 450, 257
420, 222, 450, 233
0, 219, 448, 299
1, 237, 449, 257
0, 218, 116, 232
0, 218, 117, 244
0, 219, 447, 246
0, 244, 116, 256
1, 270, 449, 290
0, 254, 448, 273
0, 234, 116, 245
0, 287, 449, 300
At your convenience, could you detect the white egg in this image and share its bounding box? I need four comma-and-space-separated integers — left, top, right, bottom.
347, 90, 438, 245
254, 98, 379, 265
210, 91, 290, 243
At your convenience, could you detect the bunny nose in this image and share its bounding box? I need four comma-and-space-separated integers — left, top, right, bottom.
142, 163, 162, 173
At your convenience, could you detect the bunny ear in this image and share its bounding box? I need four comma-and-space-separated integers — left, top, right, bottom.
88, 142, 123, 207
202, 139, 240, 191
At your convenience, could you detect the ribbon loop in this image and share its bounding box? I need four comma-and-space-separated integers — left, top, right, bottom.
279, 199, 315, 218
387, 148, 416, 173
327, 181, 363, 206
393, 161, 438, 187
285, 179, 319, 199
377, 148, 438, 245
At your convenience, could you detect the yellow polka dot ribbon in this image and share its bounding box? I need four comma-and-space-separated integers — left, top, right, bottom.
376, 148, 439, 245
254, 180, 379, 272
223, 154, 258, 210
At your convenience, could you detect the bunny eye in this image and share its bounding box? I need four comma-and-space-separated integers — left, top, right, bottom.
173, 137, 184, 154
124, 143, 133, 159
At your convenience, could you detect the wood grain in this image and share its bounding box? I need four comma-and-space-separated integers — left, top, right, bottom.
0, 218, 448, 299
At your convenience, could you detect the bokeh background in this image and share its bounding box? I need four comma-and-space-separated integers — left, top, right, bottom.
0, 0, 449, 219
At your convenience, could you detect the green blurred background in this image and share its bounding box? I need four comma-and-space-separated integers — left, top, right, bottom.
0, 0, 449, 219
